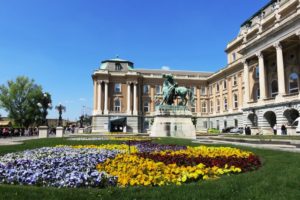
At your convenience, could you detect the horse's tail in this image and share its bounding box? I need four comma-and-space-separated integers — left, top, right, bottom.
188, 89, 195, 106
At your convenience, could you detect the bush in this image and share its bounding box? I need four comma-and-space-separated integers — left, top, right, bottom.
208, 128, 220, 134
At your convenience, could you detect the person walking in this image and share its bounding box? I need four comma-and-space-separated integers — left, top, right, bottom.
273, 124, 277, 135
281, 124, 287, 135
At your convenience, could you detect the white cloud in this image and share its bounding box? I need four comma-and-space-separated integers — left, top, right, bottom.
161, 66, 170, 70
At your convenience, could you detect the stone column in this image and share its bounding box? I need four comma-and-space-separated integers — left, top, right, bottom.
93, 80, 97, 114
104, 81, 109, 114
243, 60, 250, 106
257, 52, 266, 100
133, 82, 138, 115
274, 42, 286, 99
127, 82, 131, 114
97, 81, 102, 114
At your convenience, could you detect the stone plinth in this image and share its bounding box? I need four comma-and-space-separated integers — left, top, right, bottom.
39, 126, 48, 138
78, 128, 84, 133
150, 105, 196, 139
56, 127, 64, 137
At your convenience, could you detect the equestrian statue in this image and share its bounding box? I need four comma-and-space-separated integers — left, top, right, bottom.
160, 74, 195, 106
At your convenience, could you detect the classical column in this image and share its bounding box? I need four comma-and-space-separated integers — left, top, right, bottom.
243, 60, 250, 106
257, 52, 266, 100
274, 42, 286, 98
133, 82, 137, 115
127, 82, 131, 114
104, 81, 109, 114
93, 80, 97, 114
97, 81, 102, 114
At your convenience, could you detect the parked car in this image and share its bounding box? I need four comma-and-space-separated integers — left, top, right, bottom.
222, 127, 234, 133
230, 127, 244, 134
292, 118, 300, 133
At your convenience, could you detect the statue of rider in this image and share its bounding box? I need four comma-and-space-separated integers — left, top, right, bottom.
161, 74, 178, 105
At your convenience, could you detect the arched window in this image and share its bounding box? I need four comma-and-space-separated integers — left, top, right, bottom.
115, 63, 122, 71
114, 99, 121, 112
224, 98, 228, 111
289, 73, 299, 94
233, 94, 238, 108
271, 80, 278, 98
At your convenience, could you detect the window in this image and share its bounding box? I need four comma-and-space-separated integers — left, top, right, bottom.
114, 99, 121, 112
233, 75, 237, 86
201, 101, 207, 113
191, 86, 196, 94
210, 100, 214, 113
233, 94, 238, 109
217, 99, 220, 113
289, 73, 299, 94
143, 101, 149, 112
255, 66, 259, 78
232, 52, 236, 62
271, 80, 278, 98
114, 83, 121, 93
144, 120, 150, 130
209, 86, 213, 95
256, 88, 260, 100
201, 86, 206, 95
143, 85, 149, 94
224, 97, 228, 111
234, 119, 238, 127
115, 63, 122, 71
223, 80, 227, 90
191, 100, 196, 113
216, 83, 219, 92
203, 121, 207, 129
155, 85, 161, 94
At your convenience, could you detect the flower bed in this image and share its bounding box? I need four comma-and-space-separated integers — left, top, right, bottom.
0, 142, 261, 188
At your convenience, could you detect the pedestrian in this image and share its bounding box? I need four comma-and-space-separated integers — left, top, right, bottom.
281, 124, 287, 135
273, 124, 277, 135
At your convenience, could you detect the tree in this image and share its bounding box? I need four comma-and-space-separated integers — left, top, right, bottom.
0, 76, 45, 128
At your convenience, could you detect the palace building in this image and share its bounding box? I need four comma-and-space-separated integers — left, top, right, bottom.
92, 0, 300, 135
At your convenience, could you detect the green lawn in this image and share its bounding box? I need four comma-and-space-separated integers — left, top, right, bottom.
0, 137, 300, 200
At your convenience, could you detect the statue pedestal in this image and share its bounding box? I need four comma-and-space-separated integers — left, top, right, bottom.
78, 128, 84, 133
150, 105, 196, 139
39, 126, 48, 138
56, 127, 64, 137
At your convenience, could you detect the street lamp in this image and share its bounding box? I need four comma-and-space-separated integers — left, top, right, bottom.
37, 92, 52, 126
55, 103, 66, 127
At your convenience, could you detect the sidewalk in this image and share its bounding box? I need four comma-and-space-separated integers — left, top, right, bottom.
193, 135, 300, 153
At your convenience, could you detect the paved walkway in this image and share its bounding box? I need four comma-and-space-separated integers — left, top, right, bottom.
193, 135, 300, 153
1, 134, 300, 153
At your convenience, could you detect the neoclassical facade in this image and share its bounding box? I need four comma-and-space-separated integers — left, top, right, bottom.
92, 0, 300, 135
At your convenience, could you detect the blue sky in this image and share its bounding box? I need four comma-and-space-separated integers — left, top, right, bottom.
0, 0, 269, 120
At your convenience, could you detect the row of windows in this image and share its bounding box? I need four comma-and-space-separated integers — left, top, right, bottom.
143, 85, 206, 95
209, 75, 238, 95
112, 96, 239, 113
254, 72, 299, 100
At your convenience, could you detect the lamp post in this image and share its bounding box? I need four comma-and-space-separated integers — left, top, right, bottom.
55, 103, 66, 127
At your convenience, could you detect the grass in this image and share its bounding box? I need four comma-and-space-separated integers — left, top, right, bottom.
223, 134, 300, 140
0, 137, 300, 200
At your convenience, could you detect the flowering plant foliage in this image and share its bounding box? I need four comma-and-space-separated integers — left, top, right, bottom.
0, 147, 118, 188
0, 141, 261, 188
